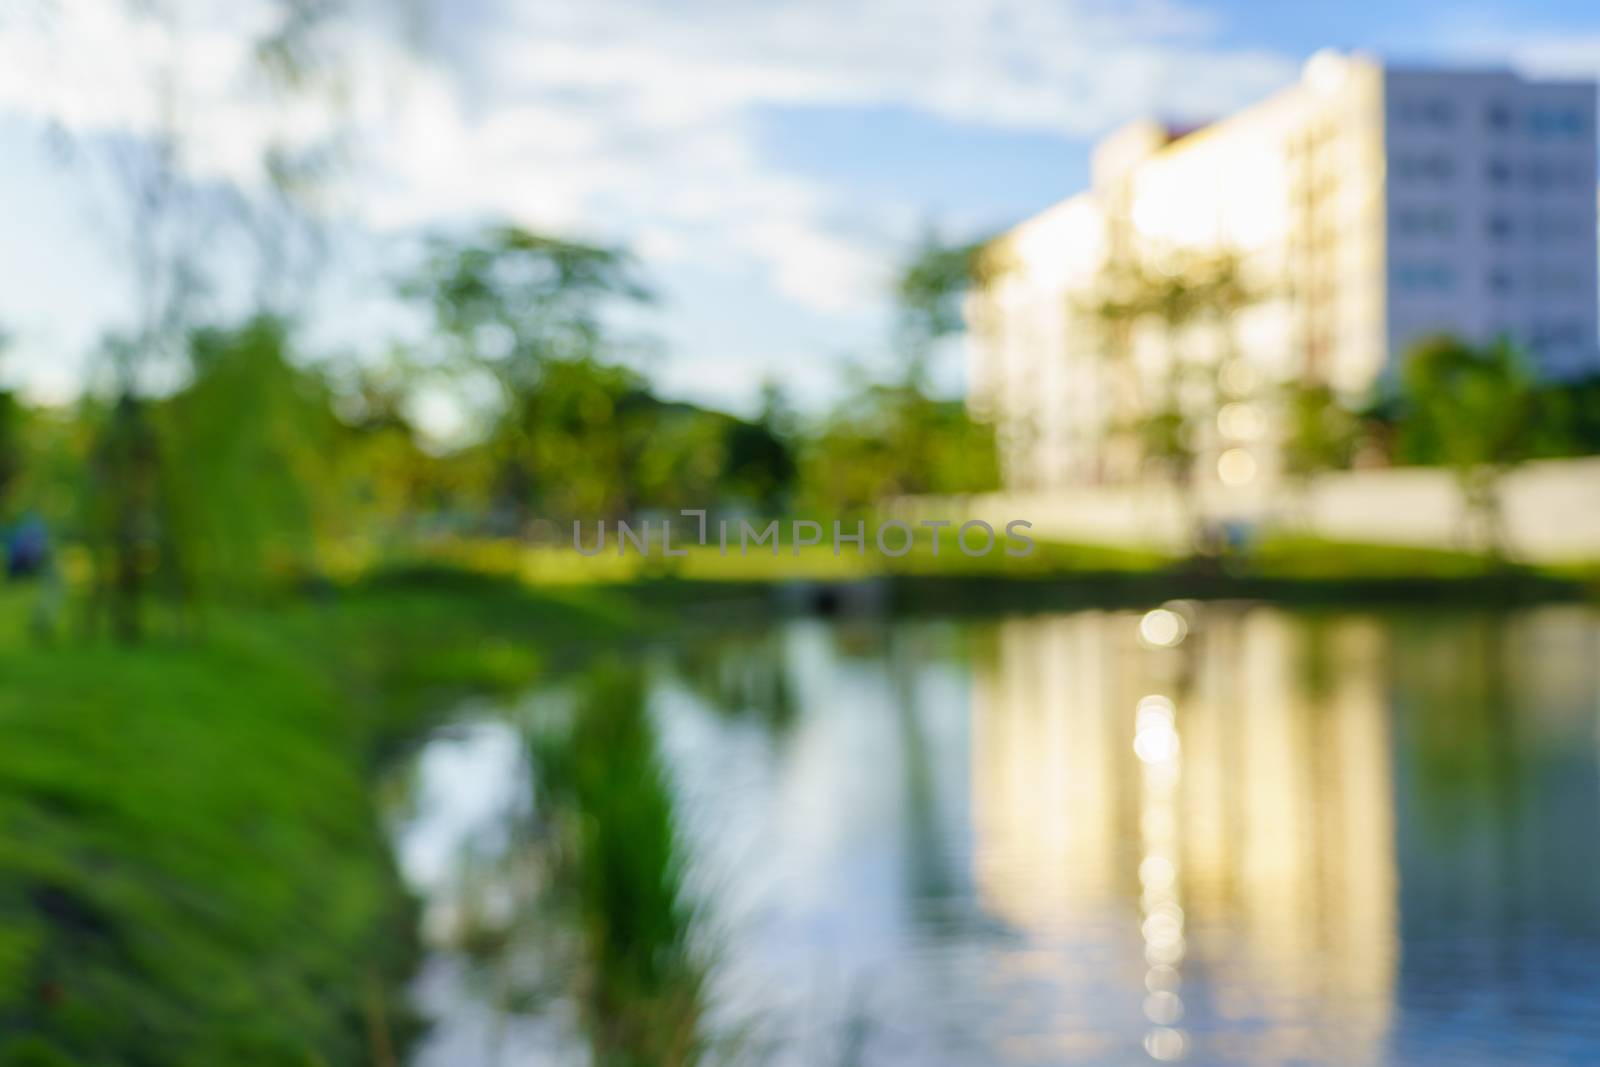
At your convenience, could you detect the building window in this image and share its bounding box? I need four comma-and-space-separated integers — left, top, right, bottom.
1395, 97, 1457, 128
1534, 321, 1591, 347
1394, 206, 1455, 237
1488, 270, 1514, 294
1396, 263, 1455, 292
1395, 153, 1455, 182
1533, 268, 1588, 295
1530, 107, 1587, 139
1485, 156, 1513, 186
1485, 213, 1514, 242
1484, 101, 1514, 132
1529, 213, 1583, 241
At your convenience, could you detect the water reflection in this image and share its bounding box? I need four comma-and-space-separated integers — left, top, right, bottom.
389, 604, 1600, 1066
973, 609, 1399, 1064
389, 666, 711, 1067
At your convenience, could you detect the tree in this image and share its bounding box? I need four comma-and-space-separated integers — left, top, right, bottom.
1524, 375, 1600, 458
402, 225, 804, 527
325, 359, 477, 544
714, 386, 797, 514
800, 234, 1000, 513
41, 0, 382, 638
161, 316, 336, 596
802, 375, 998, 513
0, 391, 19, 521
1090, 249, 1261, 545
1399, 334, 1534, 557
85, 381, 163, 641
1281, 382, 1362, 479
895, 233, 990, 383
1087, 262, 1156, 480
402, 226, 654, 525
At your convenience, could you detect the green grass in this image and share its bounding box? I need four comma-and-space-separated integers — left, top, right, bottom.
0, 574, 646, 1067
1245, 534, 1505, 579
393, 529, 1598, 590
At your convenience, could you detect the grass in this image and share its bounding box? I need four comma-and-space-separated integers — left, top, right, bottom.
0, 573, 647, 1067
1246, 534, 1509, 579
391, 529, 1598, 608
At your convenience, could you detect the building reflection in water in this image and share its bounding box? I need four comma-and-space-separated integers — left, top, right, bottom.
970, 605, 1398, 1063
393, 604, 1600, 1066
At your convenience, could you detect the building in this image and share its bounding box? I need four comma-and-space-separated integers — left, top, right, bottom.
970, 51, 1599, 492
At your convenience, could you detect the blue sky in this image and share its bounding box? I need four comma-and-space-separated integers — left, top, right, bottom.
2, 0, 1600, 422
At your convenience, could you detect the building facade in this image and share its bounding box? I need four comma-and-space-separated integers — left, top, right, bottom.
970, 52, 1599, 491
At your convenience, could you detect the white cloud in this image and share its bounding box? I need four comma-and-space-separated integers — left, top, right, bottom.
0, 0, 1296, 396
487, 0, 1291, 136
1417, 12, 1600, 81
1499, 36, 1600, 79
0, 0, 348, 187
364, 0, 1294, 314
733, 217, 887, 313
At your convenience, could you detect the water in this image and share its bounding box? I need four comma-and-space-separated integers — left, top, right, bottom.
385, 603, 1600, 1066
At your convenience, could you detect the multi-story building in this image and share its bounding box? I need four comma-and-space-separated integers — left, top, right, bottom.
970, 51, 1598, 491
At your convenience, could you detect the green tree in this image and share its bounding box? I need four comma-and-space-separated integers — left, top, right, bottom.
1524, 375, 1600, 458
55, 0, 374, 639
85, 381, 163, 641
1399, 334, 1535, 557
1281, 382, 1362, 479
0, 389, 20, 521
325, 359, 465, 544
161, 316, 336, 597
803, 234, 1000, 513
1090, 249, 1261, 545
1093, 253, 1207, 480
719, 384, 797, 513
803, 377, 998, 513
896, 233, 991, 383
403, 226, 654, 524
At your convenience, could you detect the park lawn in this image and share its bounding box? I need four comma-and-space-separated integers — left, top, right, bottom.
0, 573, 646, 1067
385, 532, 1175, 586
382, 528, 1594, 591
1244, 533, 1504, 579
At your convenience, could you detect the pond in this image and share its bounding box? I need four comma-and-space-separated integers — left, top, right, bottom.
384, 602, 1600, 1066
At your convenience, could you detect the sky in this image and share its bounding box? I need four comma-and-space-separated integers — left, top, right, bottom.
3, 0, 1600, 419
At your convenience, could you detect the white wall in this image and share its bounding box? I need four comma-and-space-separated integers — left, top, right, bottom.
916, 456, 1600, 563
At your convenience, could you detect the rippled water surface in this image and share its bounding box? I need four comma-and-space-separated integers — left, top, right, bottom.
387, 603, 1600, 1065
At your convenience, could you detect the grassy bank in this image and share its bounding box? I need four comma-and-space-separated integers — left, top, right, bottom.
0, 575, 645, 1067
400, 531, 1600, 604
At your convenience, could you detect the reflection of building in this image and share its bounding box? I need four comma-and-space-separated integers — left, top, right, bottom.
969, 609, 1398, 1062
971, 52, 1599, 491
